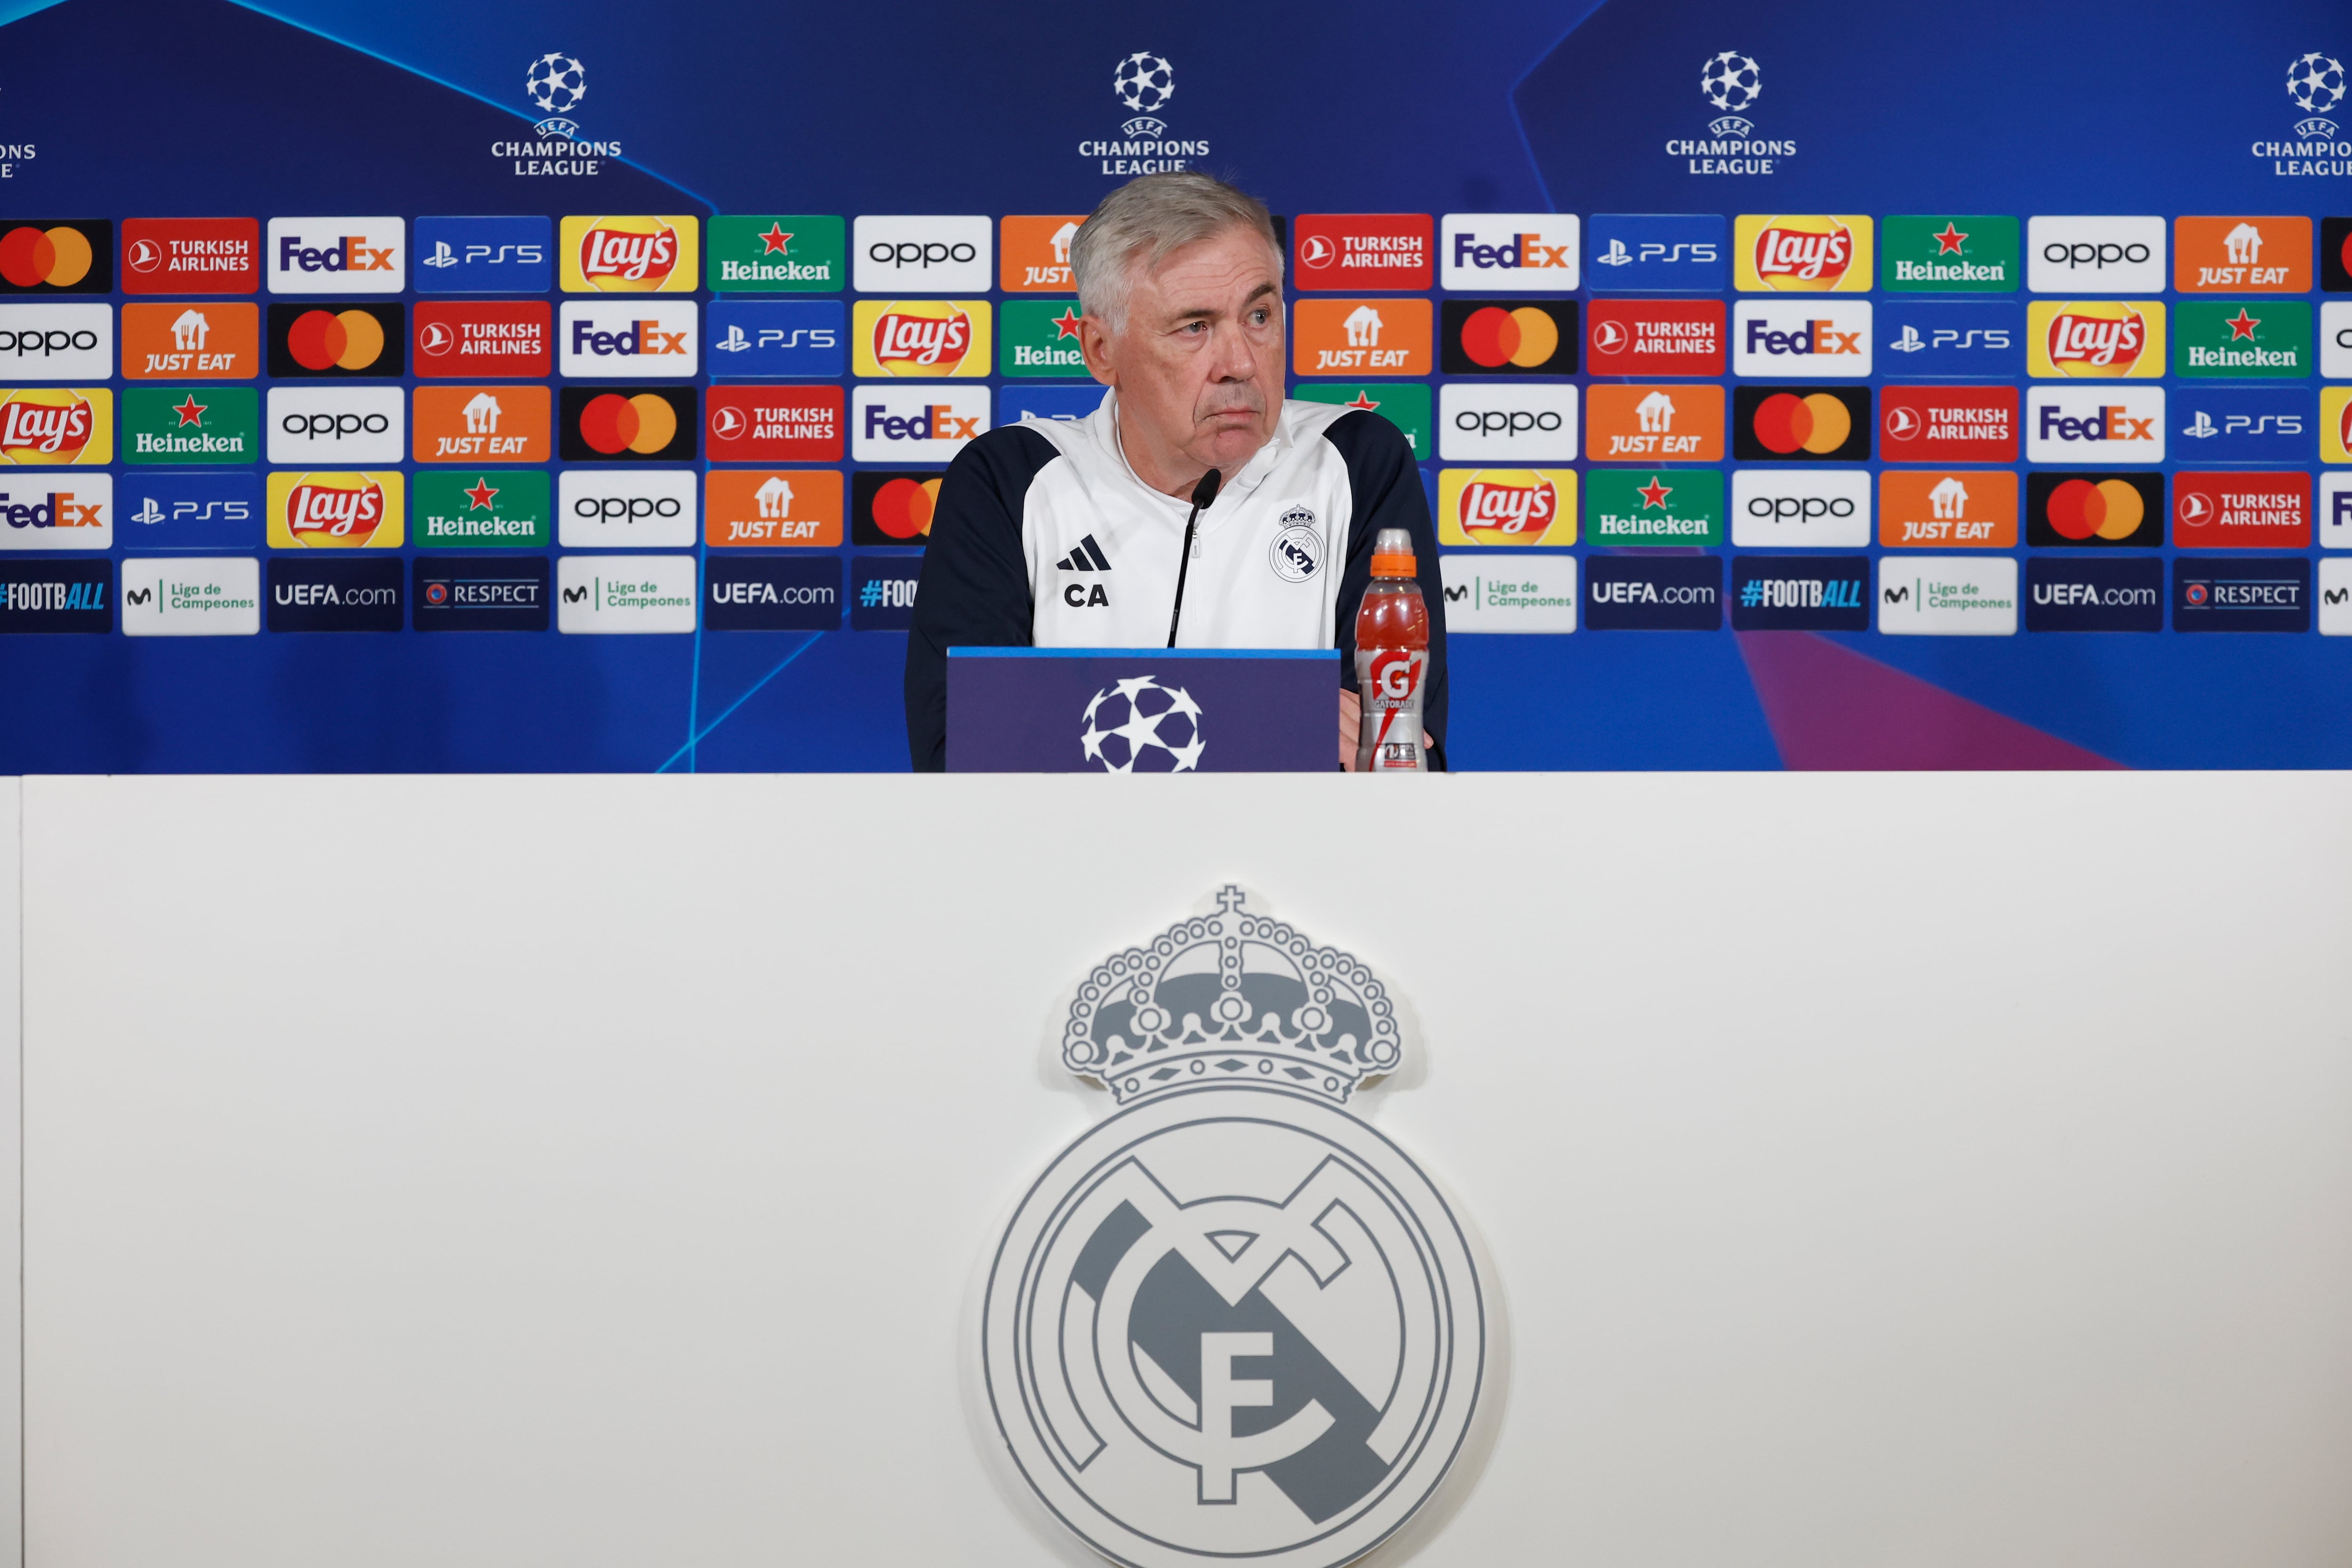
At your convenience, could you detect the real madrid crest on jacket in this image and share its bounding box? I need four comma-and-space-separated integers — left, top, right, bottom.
905, 391, 1449, 770
981, 888, 1488, 1568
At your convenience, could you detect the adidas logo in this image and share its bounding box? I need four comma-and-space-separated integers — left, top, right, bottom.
1056, 533, 1112, 571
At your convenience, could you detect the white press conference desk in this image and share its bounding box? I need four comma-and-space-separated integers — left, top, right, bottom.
2, 772, 2347, 1568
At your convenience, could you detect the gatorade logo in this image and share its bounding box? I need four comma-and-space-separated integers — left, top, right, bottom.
0, 388, 107, 464
562, 215, 698, 293
1735, 215, 1872, 293
853, 299, 991, 378
0, 221, 111, 293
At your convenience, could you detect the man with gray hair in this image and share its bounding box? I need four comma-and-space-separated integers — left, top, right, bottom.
904, 171, 1447, 771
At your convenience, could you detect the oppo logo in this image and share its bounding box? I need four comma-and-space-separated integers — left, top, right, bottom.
2040, 240, 2151, 269
1745, 493, 1855, 521
1452, 408, 1562, 435
867, 240, 977, 268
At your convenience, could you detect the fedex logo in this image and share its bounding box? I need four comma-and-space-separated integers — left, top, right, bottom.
557, 301, 699, 378
1440, 214, 1580, 291
266, 218, 404, 293
850, 385, 989, 463
862, 402, 976, 442
0, 474, 111, 548
1732, 301, 1873, 376
2026, 387, 2166, 463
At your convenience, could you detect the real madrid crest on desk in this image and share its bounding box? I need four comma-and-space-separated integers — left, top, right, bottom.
982, 887, 1488, 1568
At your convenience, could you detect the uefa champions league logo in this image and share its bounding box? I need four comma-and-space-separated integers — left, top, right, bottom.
2286, 51, 2345, 136
524, 52, 587, 139
1699, 50, 1762, 137
1081, 675, 1206, 772
981, 888, 1488, 1568
1113, 51, 1177, 138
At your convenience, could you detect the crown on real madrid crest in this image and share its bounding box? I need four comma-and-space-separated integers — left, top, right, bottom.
1062, 887, 1402, 1106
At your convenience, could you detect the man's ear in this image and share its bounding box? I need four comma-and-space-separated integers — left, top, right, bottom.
1077, 313, 1120, 388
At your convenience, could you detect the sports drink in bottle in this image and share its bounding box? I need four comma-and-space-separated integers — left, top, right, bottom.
1354, 526, 1429, 772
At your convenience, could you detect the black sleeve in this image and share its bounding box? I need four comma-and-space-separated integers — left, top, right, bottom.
1324, 409, 1449, 770
903, 425, 1063, 772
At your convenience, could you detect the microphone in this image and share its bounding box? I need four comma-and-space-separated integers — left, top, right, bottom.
1164, 468, 1223, 648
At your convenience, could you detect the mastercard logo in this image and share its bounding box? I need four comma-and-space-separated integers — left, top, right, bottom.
286, 308, 388, 372
1750, 391, 1853, 454
2044, 477, 2148, 541
868, 476, 940, 539
577, 392, 681, 455
0, 225, 95, 288
1456, 305, 1559, 369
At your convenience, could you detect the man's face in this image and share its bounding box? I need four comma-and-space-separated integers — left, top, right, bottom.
1080, 225, 1284, 485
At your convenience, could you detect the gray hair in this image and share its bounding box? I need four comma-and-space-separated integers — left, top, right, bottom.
1070, 172, 1283, 333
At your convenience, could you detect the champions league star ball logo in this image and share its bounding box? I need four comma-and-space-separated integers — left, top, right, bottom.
2287, 51, 2346, 135
1699, 50, 1762, 136
524, 52, 587, 138
1113, 51, 1177, 139
981, 888, 1488, 1568
1081, 675, 1207, 773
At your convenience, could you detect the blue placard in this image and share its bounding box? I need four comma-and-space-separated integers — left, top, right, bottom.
1001, 384, 1105, 425
706, 555, 842, 631
413, 215, 554, 294
1585, 214, 1729, 293
1877, 301, 2026, 378
706, 300, 848, 378
946, 649, 1338, 772
2169, 387, 2312, 464
119, 472, 264, 551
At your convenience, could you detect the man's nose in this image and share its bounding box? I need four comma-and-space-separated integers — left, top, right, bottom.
1208, 319, 1264, 380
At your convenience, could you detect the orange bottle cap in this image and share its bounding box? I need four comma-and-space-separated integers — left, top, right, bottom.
1371, 552, 1415, 576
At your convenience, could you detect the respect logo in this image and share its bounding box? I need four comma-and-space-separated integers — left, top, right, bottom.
2028, 301, 2166, 378
1436, 467, 1576, 546
561, 215, 698, 293
1733, 214, 1872, 293
266, 470, 404, 549
853, 299, 991, 378
0, 387, 111, 465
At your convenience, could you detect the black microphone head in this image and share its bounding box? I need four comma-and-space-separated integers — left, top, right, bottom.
1190, 468, 1223, 510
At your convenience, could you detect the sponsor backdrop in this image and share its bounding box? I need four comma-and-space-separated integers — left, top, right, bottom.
0, 0, 2350, 768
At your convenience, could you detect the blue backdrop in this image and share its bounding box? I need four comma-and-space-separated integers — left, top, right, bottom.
0, 0, 2347, 770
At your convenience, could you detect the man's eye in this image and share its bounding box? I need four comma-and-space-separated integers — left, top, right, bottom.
1249, 309, 1271, 325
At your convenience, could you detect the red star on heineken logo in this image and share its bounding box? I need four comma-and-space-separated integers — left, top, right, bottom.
2225, 308, 2260, 341
170, 394, 207, 428
1343, 391, 1380, 412
1050, 306, 1083, 341
463, 478, 500, 510
1637, 476, 1672, 509
1931, 222, 1969, 256
757, 223, 793, 255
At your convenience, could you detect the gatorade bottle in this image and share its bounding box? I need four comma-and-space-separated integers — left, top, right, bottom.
1354, 526, 1430, 772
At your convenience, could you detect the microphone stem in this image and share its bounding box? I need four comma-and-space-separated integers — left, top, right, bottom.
1166, 501, 1202, 647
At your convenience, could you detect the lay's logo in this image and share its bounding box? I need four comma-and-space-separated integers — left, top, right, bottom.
2028, 301, 2166, 379
852, 299, 992, 378
1437, 467, 1577, 546
0, 387, 111, 465
267, 469, 404, 549
1734, 214, 1873, 293
560, 215, 699, 293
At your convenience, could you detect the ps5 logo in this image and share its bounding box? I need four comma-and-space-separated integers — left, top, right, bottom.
981, 888, 1489, 1568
